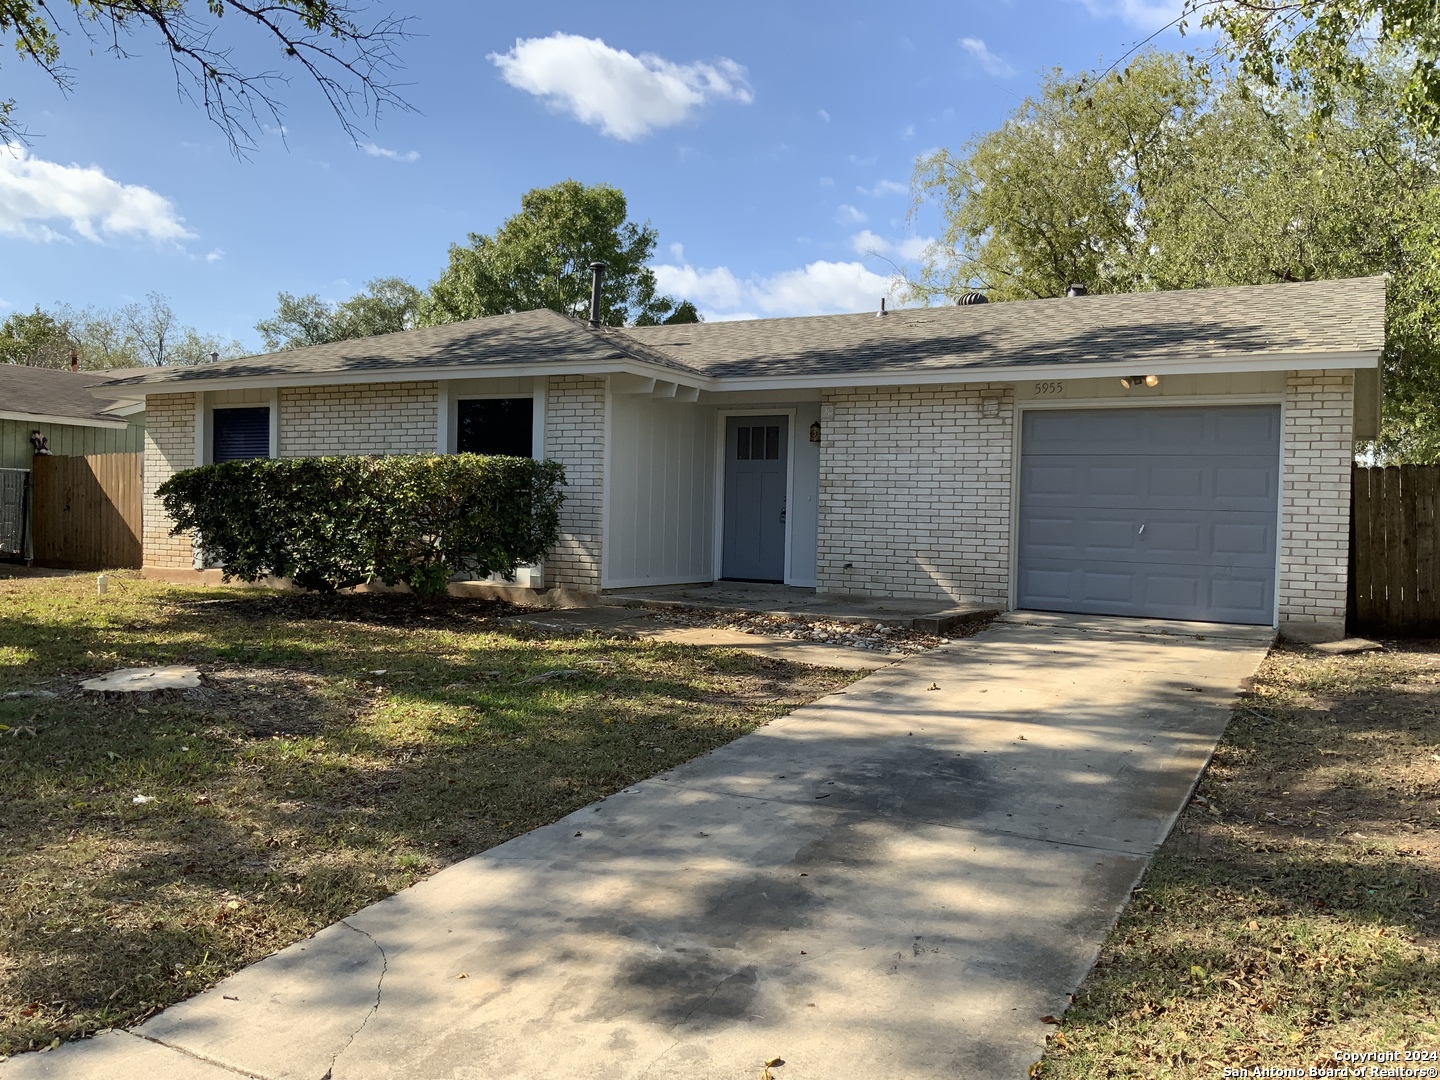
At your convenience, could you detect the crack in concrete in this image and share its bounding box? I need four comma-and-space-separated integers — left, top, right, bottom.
635, 1037, 681, 1080
319, 921, 388, 1080
132, 1031, 273, 1079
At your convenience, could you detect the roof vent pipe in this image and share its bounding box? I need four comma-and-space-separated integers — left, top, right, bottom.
876, 297, 887, 318
1065, 283, 1088, 297
588, 261, 607, 328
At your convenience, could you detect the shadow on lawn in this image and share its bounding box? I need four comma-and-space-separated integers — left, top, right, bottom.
0, 589, 850, 1053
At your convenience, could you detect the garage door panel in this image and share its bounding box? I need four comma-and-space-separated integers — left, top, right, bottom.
1027, 466, 1077, 495
1214, 466, 1275, 500
1022, 456, 1276, 512
1143, 521, 1204, 554
1150, 467, 1205, 497
1018, 406, 1279, 624
1078, 570, 1136, 603
1215, 409, 1282, 450
1213, 521, 1272, 556
1143, 573, 1202, 608
1018, 510, 1276, 565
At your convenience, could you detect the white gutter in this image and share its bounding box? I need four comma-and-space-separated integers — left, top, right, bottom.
0, 410, 131, 430
88, 347, 1381, 399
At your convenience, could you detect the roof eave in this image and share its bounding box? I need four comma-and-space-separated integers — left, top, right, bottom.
704, 348, 1383, 392
0, 409, 132, 430
94, 346, 1382, 399
93, 356, 710, 399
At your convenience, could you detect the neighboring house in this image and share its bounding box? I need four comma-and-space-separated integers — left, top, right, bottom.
0, 364, 146, 559
0, 364, 145, 468
92, 276, 1385, 642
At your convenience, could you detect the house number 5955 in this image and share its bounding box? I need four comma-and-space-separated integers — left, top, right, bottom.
1033, 381, 1064, 396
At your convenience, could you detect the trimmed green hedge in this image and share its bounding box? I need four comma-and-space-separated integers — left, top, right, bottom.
156, 454, 566, 596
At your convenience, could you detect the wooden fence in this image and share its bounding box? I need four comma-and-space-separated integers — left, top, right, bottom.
30, 453, 142, 571
1349, 464, 1440, 634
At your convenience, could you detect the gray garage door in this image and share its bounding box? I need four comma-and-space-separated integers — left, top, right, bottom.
1017, 405, 1280, 625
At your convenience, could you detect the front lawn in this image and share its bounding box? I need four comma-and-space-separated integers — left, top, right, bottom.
1037, 642, 1440, 1077
0, 573, 859, 1056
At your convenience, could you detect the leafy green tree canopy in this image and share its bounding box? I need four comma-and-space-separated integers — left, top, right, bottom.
419, 180, 700, 329
256, 277, 421, 351
0, 0, 410, 152
910, 52, 1440, 461
0, 293, 243, 368
1185, 1, 1440, 134
0, 307, 73, 367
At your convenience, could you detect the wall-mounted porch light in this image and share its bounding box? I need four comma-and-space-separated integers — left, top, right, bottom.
1120, 374, 1160, 389
810, 421, 821, 443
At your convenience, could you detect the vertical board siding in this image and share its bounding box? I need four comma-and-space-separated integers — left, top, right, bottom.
604, 393, 713, 586
0, 417, 144, 470
1349, 464, 1440, 634
31, 453, 143, 570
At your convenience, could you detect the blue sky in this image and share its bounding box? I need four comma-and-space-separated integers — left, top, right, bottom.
0, 0, 1187, 351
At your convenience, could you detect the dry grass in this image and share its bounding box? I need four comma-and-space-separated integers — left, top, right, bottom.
1036, 642, 1440, 1078
0, 573, 859, 1055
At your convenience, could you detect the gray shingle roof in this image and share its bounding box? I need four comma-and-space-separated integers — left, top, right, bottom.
97, 276, 1386, 393
621, 276, 1388, 378
0, 364, 133, 423
100, 307, 696, 390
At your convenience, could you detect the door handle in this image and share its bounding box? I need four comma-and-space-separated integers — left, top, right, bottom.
1138, 523, 1146, 535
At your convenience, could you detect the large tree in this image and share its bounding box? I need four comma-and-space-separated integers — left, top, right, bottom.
256, 276, 421, 351
0, 294, 243, 368
419, 180, 700, 329
0, 0, 410, 152
1184, 1, 1440, 134
910, 52, 1440, 461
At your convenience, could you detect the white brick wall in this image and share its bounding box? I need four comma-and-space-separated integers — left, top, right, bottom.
817, 384, 1013, 604
278, 382, 438, 457
142, 393, 197, 570
544, 375, 605, 591
1280, 370, 1354, 639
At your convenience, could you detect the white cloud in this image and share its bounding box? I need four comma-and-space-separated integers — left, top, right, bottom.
901, 123, 916, 139
959, 37, 1016, 78
205, 248, 225, 264
818, 108, 830, 123
836, 203, 867, 224
857, 179, 908, 197
818, 176, 834, 187
489, 33, 752, 141
668, 241, 685, 260
362, 142, 420, 163
1071, 0, 1185, 30
0, 145, 193, 244
850, 229, 932, 261
654, 259, 897, 320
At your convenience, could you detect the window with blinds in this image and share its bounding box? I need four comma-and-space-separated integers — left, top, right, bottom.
212, 407, 270, 462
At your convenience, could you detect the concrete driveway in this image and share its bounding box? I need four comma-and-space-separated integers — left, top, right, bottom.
3, 613, 1273, 1080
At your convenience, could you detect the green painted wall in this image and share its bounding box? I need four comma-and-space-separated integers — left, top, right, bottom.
0, 415, 145, 471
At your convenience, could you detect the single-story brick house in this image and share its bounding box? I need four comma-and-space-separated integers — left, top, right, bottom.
92, 276, 1385, 641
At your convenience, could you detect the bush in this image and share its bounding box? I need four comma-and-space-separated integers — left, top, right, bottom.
156, 454, 566, 595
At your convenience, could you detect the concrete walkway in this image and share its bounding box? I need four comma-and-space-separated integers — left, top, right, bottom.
3, 615, 1274, 1080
